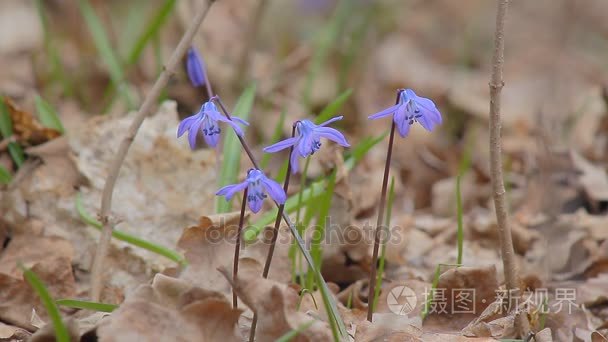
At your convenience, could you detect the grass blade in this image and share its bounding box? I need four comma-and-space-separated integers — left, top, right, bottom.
77, 0, 134, 108
216, 83, 256, 213
127, 0, 177, 66
314, 88, 352, 125
421, 263, 461, 320
275, 320, 314, 342
372, 176, 395, 311
260, 109, 286, 169
0, 165, 12, 184
302, 0, 352, 110
21, 265, 70, 342
0, 99, 25, 167
34, 95, 65, 134
75, 192, 186, 265
0, 99, 12, 138
56, 299, 118, 312
306, 170, 336, 290
456, 175, 464, 264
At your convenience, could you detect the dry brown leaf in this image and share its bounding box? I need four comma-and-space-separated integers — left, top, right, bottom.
176, 216, 237, 295
0, 321, 29, 340
97, 274, 242, 342
354, 313, 423, 342
2, 97, 61, 146
220, 258, 332, 342
29, 318, 80, 342
0, 223, 75, 330
241, 225, 293, 283
425, 266, 498, 332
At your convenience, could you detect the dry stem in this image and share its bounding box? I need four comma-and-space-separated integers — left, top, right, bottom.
488, 0, 530, 336
90, 0, 216, 302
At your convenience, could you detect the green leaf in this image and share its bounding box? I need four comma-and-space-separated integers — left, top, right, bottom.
302, 0, 353, 110
260, 109, 286, 170
216, 83, 256, 213
34, 95, 65, 134
8, 143, 25, 168
75, 193, 186, 265
314, 88, 352, 125
21, 265, 70, 342
456, 175, 464, 265
56, 299, 118, 312
421, 263, 461, 320
77, 0, 134, 108
306, 170, 336, 290
0, 165, 12, 184
275, 320, 314, 342
0, 98, 13, 138
127, 0, 176, 66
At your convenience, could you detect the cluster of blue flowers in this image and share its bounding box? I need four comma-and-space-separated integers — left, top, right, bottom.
178, 47, 441, 215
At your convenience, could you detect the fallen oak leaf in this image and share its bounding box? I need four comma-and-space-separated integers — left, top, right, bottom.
219, 258, 333, 342
97, 274, 242, 342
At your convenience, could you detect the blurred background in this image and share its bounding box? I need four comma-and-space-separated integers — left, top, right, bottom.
1, 0, 608, 337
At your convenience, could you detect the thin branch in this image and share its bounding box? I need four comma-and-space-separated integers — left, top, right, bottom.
488, 0, 530, 336
90, 0, 216, 302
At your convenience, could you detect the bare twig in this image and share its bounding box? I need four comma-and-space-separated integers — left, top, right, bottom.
90, 0, 216, 302
488, 0, 530, 336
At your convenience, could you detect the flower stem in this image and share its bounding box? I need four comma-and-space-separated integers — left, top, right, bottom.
488, 0, 530, 336
91, 0, 214, 302
213, 96, 347, 338
233, 187, 248, 308
366, 90, 401, 322
249, 124, 296, 342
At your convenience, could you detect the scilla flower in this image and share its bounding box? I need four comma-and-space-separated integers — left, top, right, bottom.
177, 101, 249, 149
368, 89, 442, 137
263, 116, 350, 173
186, 47, 206, 87
216, 168, 286, 213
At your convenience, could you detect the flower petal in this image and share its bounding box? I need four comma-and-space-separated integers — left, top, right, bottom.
368, 104, 401, 120
315, 127, 350, 147
186, 47, 206, 87
297, 133, 315, 157
216, 180, 248, 201
215, 115, 246, 136
177, 115, 199, 138
230, 116, 250, 126
261, 176, 286, 204
393, 106, 410, 138
289, 148, 300, 174
247, 189, 264, 213
318, 115, 343, 127
263, 137, 298, 153
187, 118, 203, 149
416, 97, 442, 125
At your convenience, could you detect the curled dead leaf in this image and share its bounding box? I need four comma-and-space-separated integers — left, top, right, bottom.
97, 274, 242, 342
220, 258, 333, 342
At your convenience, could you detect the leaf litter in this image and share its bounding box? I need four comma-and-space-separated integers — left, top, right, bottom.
1, 0, 608, 341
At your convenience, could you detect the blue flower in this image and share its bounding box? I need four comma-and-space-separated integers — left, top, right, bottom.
186, 47, 206, 87
368, 89, 442, 137
216, 168, 287, 213
263, 116, 350, 173
177, 101, 249, 149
